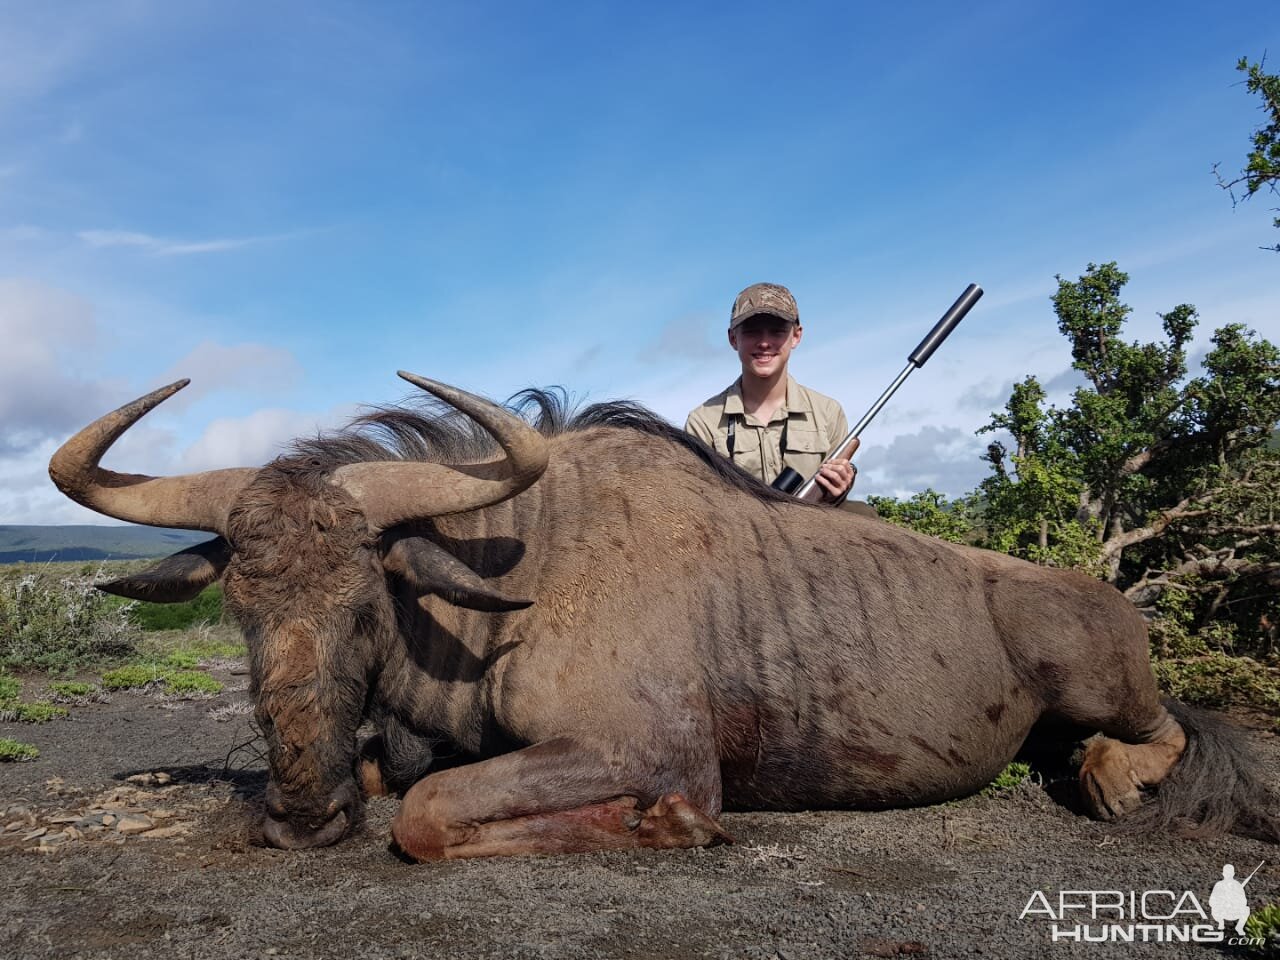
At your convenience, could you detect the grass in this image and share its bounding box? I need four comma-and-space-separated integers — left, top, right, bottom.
0, 673, 18, 701
0, 737, 39, 762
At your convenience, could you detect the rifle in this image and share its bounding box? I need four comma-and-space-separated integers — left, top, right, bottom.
772, 283, 984, 502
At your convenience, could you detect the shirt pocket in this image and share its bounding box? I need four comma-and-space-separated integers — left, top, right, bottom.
727, 426, 764, 480
782, 424, 827, 480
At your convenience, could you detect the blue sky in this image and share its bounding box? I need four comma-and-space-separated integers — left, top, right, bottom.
2, 1, 1277, 524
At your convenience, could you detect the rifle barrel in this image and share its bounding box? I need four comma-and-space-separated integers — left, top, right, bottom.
792, 283, 983, 502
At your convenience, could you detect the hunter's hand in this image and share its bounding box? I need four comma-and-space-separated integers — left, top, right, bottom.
814, 457, 857, 502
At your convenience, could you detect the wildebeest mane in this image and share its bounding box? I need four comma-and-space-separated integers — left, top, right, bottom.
287, 388, 793, 504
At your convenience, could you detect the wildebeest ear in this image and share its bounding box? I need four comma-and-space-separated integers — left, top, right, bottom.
98, 537, 233, 603
382, 535, 533, 613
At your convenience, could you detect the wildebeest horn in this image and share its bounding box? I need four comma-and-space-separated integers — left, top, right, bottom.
48, 380, 255, 534
332, 372, 550, 530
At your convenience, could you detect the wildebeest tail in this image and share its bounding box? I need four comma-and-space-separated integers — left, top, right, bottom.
1126, 699, 1280, 843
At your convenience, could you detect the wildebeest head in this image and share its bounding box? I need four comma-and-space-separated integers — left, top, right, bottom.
48, 373, 548, 849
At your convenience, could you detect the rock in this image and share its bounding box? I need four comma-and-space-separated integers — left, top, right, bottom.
22, 828, 47, 841
101, 814, 117, 827
116, 815, 154, 835
142, 825, 189, 839
149, 808, 176, 820
38, 833, 67, 846
154, 772, 172, 785
4, 821, 25, 832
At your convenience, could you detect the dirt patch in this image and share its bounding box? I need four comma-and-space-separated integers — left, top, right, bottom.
3, 671, 1277, 959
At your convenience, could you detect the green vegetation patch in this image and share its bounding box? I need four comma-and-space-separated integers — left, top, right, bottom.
981, 762, 1034, 796
0, 700, 68, 723
101, 662, 223, 697
1152, 653, 1280, 711
0, 673, 19, 701
162, 671, 223, 695
47, 680, 96, 698
1, 570, 140, 671
0, 737, 39, 762
1244, 901, 1280, 957
124, 585, 226, 632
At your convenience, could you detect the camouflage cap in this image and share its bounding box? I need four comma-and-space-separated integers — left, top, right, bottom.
730, 282, 799, 329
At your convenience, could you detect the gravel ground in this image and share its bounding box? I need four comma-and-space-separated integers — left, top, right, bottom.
2, 665, 1277, 960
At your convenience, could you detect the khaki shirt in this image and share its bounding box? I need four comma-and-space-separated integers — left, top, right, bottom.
685, 376, 849, 487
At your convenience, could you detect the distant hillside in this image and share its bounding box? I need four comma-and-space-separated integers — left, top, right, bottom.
0, 525, 210, 564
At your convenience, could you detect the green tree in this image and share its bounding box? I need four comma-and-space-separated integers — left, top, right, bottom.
977, 263, 1280, 646
1215, 56, 1280, 251
866, 489, 972, 544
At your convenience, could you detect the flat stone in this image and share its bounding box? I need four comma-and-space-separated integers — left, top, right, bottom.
4, 821, 24, 832
154, 772, 172, 784
101, 814, 117, 827
148, 808, 176, 820
22, 828, 47, 841
38, 833, 67, 845
116, 815, 154, 835
48, 814, 81, 824
142, 825, 189, 839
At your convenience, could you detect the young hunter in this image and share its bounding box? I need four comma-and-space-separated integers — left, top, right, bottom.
684, 282, 857, 504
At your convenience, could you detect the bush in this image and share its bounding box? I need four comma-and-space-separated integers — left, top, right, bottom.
0, 737, 39, 762
126, 585, 225, 631
0, 571, 140, 671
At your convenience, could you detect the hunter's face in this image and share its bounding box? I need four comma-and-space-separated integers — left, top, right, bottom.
730, 317, 802, 381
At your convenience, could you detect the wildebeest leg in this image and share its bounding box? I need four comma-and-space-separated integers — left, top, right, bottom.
1078, 709, 1186, 820
390, 738, 730, 861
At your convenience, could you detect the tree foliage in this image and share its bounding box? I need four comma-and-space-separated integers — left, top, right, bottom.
1216, 56, 1280, 251
975, 263, 1280, 651
865, 490, 972, 544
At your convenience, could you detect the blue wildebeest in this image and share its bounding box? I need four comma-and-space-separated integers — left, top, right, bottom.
49, 373, 1277, 859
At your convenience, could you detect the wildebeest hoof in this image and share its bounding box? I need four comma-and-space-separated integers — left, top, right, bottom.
638, 793, 734, 848
1079, 738, 1145, 821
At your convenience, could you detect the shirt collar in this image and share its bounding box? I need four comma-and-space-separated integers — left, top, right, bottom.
724, 375, 812, 422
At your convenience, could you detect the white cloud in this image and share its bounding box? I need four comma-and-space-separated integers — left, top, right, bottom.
155, 340, 302, 408
178, 406, 356, 473
0, 278, 124, 452
77, 228, 283, 257
857, 425, 989, 500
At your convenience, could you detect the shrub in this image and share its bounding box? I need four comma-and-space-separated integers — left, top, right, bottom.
0, 571, 140, 671
0, 673, 19, 700
0, 737, 39, 762
126, 585, 225, 631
